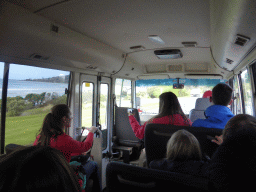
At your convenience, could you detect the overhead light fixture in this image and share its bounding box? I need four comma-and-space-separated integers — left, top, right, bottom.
182, 42, 197, 48
154, 49, 182, 59
148, 35, 165, 44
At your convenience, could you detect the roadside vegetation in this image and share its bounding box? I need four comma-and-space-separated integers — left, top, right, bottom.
4, 93, 67, 147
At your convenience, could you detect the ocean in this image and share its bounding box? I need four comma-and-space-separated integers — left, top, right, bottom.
0, 79, 68, 99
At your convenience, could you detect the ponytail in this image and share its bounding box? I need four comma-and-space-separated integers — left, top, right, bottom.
37, 113, 60, 146
36, 104, 70, 146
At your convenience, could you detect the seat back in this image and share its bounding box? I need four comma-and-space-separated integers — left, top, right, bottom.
189, 98, 212, 122
5, 144, 27, 154
106, 161, 209, 192
145, 124, 222, 166
114, 107, 141, 147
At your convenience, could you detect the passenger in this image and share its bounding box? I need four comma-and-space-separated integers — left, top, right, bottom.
202, 90, 212, 98
208, 115, 256, 191
211, 114, 256, 145
150, 130, 209, 178
33, 104, 101, 191
33, 104, 97, 162
128, 92, 192, 140
0, 146, 82, 192
192, 83, 234, 129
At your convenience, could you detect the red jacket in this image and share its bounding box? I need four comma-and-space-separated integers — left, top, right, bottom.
129, 114, 192, 140
33, 132, 94, 163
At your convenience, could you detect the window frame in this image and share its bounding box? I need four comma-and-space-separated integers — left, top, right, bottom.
239, 67, 255, 116
0, 62, 71, 154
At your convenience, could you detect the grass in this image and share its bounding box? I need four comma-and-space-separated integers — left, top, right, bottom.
5, 108, 49, 146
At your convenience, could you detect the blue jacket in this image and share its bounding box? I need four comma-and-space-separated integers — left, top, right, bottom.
192, 105, 234, 129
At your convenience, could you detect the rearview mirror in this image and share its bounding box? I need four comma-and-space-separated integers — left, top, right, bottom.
173, 83, 184, 89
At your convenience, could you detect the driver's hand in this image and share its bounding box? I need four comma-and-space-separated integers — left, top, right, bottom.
87, 126, 98, 133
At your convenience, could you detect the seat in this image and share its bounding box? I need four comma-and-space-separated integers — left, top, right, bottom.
144, 124, 222, 167
189, 98, 212, 122
106, 161, 209, 192
113, 107, 142, 163
5, 143, 27, 154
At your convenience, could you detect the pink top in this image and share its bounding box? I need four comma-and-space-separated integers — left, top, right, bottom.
129, 114, 192, 140
33, 132, 94, 163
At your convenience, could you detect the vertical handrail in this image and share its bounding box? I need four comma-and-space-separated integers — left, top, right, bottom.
1, 63, 10, 154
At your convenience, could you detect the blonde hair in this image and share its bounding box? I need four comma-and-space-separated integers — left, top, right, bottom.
166, 130, 202, 161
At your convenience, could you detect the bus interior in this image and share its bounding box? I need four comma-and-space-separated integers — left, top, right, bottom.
1, 0, 256, 191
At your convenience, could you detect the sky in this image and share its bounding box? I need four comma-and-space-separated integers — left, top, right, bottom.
0, 62, 70, 80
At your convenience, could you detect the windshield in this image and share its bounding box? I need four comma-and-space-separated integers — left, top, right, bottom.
136, 78, 227, 115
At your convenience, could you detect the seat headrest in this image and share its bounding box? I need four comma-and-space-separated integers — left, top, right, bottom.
195, 98, 212, 110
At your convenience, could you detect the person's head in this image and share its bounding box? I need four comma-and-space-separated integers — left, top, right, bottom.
156, 92, 186, 118
202, 90, 212, 98
0, 146, 81, 192
37, 104, 71, 146
166, 129, 202, 161
223, 114, 256, 141
212, 83, 232, 106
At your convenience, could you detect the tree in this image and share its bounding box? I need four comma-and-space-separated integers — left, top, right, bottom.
38, 92, 46, 105
25, 93, 37, 106
7, 98, 26, 117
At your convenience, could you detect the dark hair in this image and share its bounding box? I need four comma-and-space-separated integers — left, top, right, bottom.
166, 130, 202, 161
223, 114, 256, 141
0, 146, 81, 192
37, 104, 70, 146
212, 83, 232, 106
153, 92, 189, 123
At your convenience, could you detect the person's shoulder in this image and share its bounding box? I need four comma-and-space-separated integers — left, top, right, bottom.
192, 119, 206, 127
57, 133, 73, 142
150, 158, 170, 169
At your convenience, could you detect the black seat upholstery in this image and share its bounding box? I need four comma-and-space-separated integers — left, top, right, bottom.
106, 161, 209, 192
145, 124, 222, 167
113, 107, 143, 163
5, 143, 27, 154
114, 107, 141, 147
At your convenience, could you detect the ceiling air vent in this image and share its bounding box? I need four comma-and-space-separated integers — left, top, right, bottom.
234, 34, 250, 46
154, 49, 182, 59
29, 53, 49, 60
226, 58, 234, 64
86, 65, 97, 70
182, 42, 197, 48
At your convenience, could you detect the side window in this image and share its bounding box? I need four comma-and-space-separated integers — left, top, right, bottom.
115, 78, 132, 108
81, 82, 94, 136
241, 69, 254, 115
6, 64, 70, 146
233, 76, 242, 115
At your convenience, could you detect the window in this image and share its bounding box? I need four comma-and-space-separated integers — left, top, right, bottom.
115, 78, 132, 108
5, 64, 70, 146
136, 78, 226, 118
233, 76, 242, 115
81, 82, 94, 136
241, 69, 254, 115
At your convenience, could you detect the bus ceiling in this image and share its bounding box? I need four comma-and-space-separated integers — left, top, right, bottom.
1, 0, 256, 80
